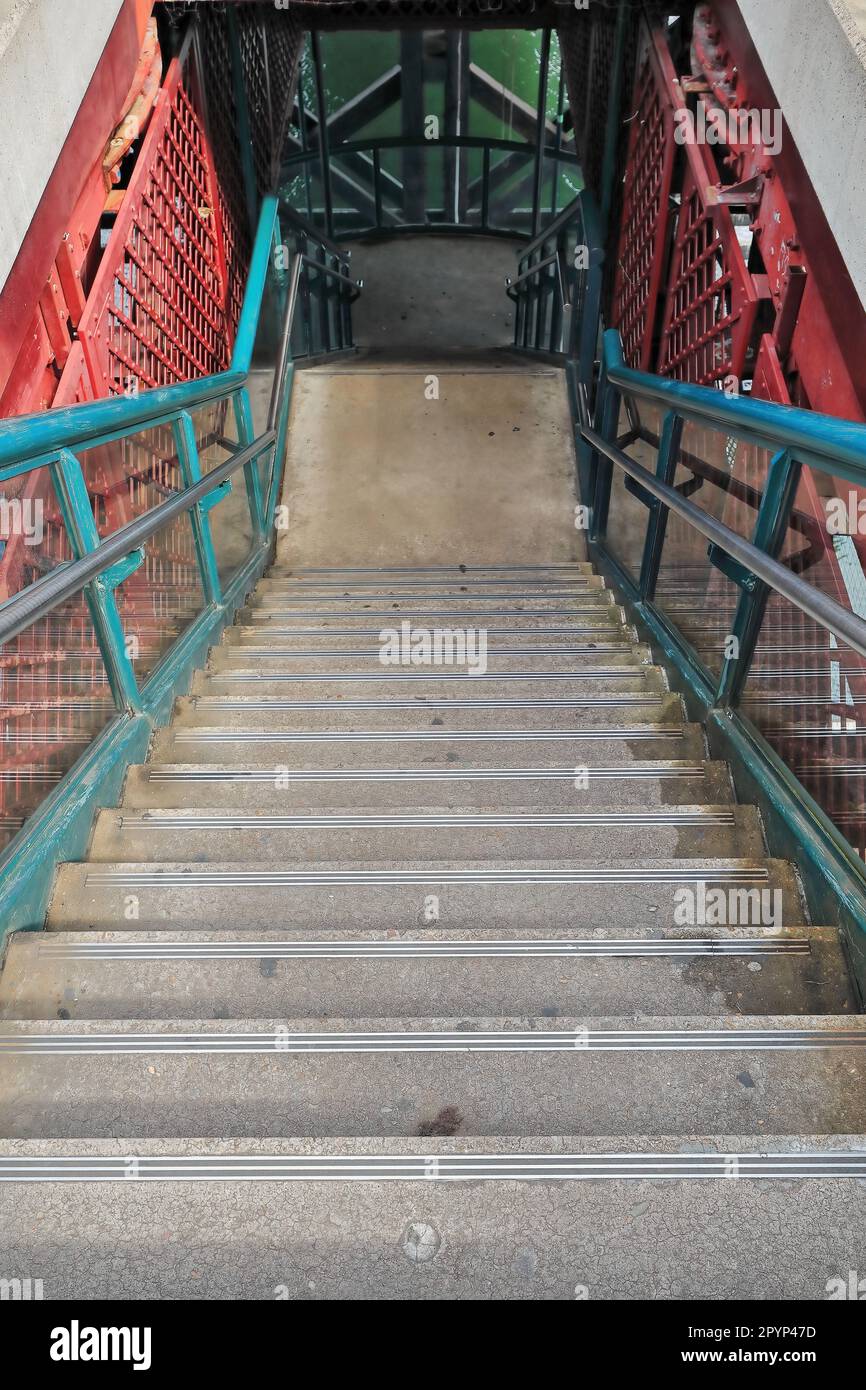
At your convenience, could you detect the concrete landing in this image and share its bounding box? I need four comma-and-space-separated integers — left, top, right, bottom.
348, 234, 517, 353
279, 363, 581, 567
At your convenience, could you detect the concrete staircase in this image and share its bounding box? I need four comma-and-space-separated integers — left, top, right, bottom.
1, 561, 865, 1300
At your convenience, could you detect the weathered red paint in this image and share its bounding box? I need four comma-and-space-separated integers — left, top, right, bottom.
0, 0, 152, 410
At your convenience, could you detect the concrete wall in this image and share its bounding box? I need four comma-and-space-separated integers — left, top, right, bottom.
736, 0, 866, 313
0, 0, 124, 295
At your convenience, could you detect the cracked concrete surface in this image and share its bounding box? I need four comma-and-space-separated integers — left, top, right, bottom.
0, 1137, 864, 1300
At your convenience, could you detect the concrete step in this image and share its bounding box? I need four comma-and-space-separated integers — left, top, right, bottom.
194, 659, 657, 694
244, 597, 623, 619
256, 578, 607, 597
261, 563, 595, 577
220, 631, 652, 668
239, 610, 635, 634
46, 857, 804, 931
195, 658, 667, 686
186, 675, 664, 704
1, 1016, 863, 1138
268, 563, 596, 577
120, 760, 735, 810
85, 804, 766, 863
224, 624, 646, 650
172, 692, 674, 734
0, 1134, 863, 1298
151, 715, 695, 766
149, 728, 705, 765
2, 927, 851, 1021
251, 581, 611, 600
240, 614, 629, 640
207, 655, 646, 681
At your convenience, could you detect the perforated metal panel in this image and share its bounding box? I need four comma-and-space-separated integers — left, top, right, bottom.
557, 16, 592, 175
76, 51, 231, 397
263, 7, 304, 189
610, 23, 677, 370
196, 4, 254, 337
657, 144, 758, 386
237, 7, 273, 200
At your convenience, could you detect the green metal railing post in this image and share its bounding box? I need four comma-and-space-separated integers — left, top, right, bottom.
716, 448, 802, 709
48, 450, 143, 712
638, 410, 684, 599
174, 412, 225, 605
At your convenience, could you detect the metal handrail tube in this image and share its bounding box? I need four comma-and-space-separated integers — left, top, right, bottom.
298, 254, 363, 294
0, 370, 247, 475
519, 194, 585, 259
0, 432, 275, 649
580, 422, 866, 662
603, 331, 866, 482
268, 256, 304, 433
0, 202, 360, 645
279, 203, 352, 264
283, 134, 580, 164
554, 250, 571, 317
505, 251, 560, 294
521, 192, 604, 264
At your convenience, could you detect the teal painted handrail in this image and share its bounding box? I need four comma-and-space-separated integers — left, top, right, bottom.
0, 194, 360, 935
508, 190, 605, 502
603, 331, 866, 486
581, 328, 866, 996
0, 195, 281, 479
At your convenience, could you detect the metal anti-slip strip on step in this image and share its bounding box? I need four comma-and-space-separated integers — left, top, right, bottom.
284, 565, 588, 574
194, 696, 651, 710
240, 627, 611, 637
1, 1151, 863, 1181
247, 610, 615, 621
42, 938, 811, 961
224, 652, 633, 664
147, 764, 708, 783
82, 866, 770, 887
213, 660, 634, 677
2, 1028, 863, 1055
265, 580, 595, 590
250, 591, 602, 602
117, 810, 737, 830
171, 727, 682, 744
